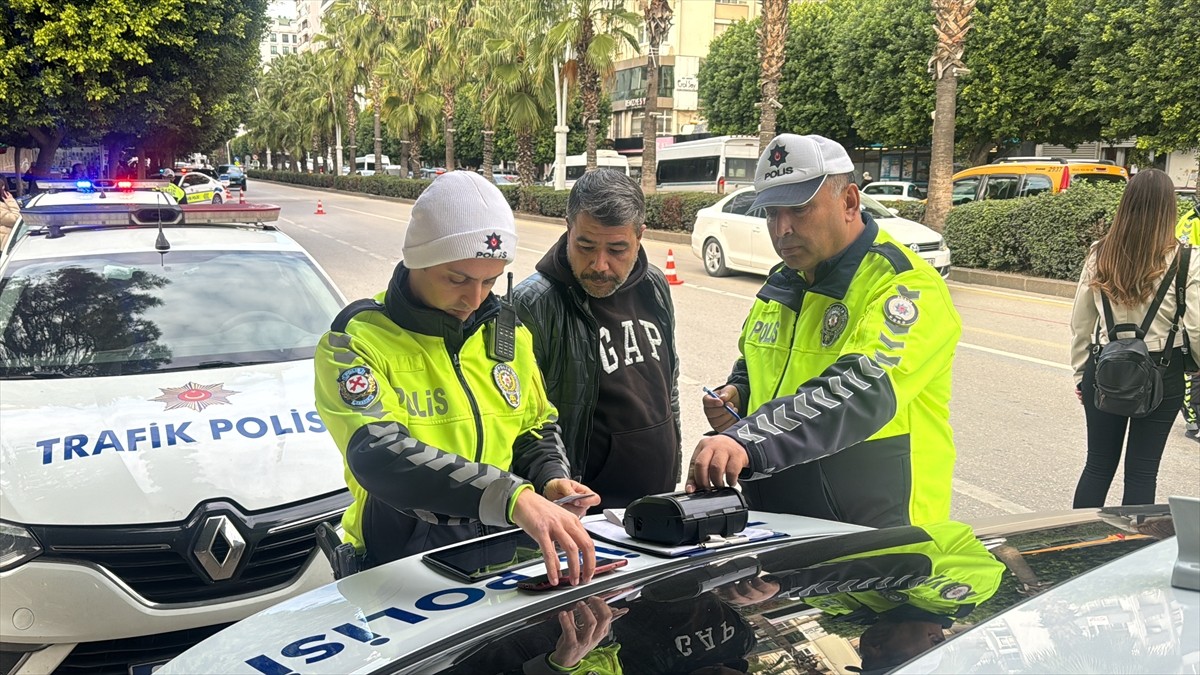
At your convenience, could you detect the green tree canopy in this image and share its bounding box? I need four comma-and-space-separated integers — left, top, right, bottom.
1, 0, 266, 173
1061, 0, 1200, 151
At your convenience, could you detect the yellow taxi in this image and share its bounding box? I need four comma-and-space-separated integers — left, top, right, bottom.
951, 157, 1128, 205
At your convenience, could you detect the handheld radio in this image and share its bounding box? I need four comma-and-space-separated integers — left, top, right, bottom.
487, 272, 517, 362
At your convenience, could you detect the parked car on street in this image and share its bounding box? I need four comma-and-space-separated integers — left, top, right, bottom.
951, 157, 1128, 206
863, 180, 927, 201
690, 187, 951, 278
0, 201, 351, 675
161, 498, 1199, 675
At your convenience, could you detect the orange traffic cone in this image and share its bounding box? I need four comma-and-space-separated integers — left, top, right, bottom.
664, 249, 684, 285
315, 199, 326, 215
238, 189, 246, 204
224, 187, 233, 202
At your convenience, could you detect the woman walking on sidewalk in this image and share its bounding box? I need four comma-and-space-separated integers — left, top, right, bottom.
1069, 169, 1199, 507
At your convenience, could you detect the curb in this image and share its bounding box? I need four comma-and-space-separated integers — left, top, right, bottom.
948, 267, 1076, 299
253, 178, 1073, 297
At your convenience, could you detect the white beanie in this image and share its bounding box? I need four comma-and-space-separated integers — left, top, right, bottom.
403, 171, 518, 269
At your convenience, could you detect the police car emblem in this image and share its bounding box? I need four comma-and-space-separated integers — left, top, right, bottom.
940, 583, 973, 601
337, 366, 378, 408
821, 302, 849, 347
883, 295, 918, 326
151, 382, 238, 412
492, 363, 521, 408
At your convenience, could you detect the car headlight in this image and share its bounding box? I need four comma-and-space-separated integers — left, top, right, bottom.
0, 522, 43, 572
939, 237, 949, 251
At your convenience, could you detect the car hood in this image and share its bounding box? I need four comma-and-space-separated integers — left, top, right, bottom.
876, 214, 941, 245
0, 360, 344, 526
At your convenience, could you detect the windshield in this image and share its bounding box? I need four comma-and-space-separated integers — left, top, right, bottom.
0, 250, 343, 378
858, 192, 897, 219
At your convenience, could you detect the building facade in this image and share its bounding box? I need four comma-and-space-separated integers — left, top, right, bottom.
607, 0, 762, 174
260, 14, 301, 67
295, 0, 338, 53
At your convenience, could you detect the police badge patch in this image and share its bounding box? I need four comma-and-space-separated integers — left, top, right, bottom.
940, 583, 973, 601
337, 366, 379, 408
492, 363, 521, 408
821, 302, 849, 347
883, 295, 919, 326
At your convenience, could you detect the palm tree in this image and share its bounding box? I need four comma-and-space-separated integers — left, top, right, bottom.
324, 0, 386, 174
398, 0, 475, 172
487, 1, 554, 210
467, 0, 514, 181
379, 42, 442, 178
640, 0, 672, 195
925, 0, 976, 231
546, 0, 640, 171
757, 0, 788, 151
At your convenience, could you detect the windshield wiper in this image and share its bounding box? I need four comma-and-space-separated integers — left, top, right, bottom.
2, 371, 69, 380
194, 359, 276, 369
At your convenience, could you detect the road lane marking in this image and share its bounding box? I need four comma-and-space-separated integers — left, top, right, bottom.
953, 479, 1033, 514
963, 325, 1063, 348
958, 343, 1072, 371
324, 204, 410, 223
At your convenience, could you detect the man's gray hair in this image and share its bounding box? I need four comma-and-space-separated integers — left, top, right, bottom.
566, 169, 645, 229
826, 172, 854, 196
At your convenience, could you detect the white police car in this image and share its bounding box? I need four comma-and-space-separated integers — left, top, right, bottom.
173, 171, 228, 204
0, 201, 351, 674
3, 180, 178, 259
161, 499, 1199, 675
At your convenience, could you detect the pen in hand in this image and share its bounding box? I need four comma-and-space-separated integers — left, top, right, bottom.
703, 386, 742, 421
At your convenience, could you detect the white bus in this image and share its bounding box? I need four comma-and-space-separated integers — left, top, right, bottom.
547, 150, 631, 189
655, 135, 760, 193
344, 155, 406, 176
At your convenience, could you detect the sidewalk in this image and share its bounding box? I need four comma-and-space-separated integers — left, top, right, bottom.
255, 177, 1076, 299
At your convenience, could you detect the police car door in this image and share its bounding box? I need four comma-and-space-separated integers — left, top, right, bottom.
181, 174, 214, 202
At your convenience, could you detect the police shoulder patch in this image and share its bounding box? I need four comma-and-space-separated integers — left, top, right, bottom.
940, 583, 973, 601
337, 365, 379, 408
821, 302, 849, 347
492, 363, 521, 408
883, 295, 919, 327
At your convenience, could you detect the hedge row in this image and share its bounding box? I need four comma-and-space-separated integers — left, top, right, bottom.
942, 183, 1127, 281
248, 170, 723, 233
874, 199, 926, 223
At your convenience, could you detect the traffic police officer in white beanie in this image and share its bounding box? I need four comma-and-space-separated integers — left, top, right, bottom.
314, 170, 601, 586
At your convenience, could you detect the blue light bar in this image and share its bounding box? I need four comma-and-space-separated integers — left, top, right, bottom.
75, 180, 93, 190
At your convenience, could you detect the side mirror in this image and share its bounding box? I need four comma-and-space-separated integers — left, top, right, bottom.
888, 207, 900, 216
1171, 495, 1199, 591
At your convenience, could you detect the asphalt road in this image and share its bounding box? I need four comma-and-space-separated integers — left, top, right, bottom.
253, 180, 1200, 521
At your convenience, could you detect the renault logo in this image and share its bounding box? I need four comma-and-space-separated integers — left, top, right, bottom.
194, 515, 246, 581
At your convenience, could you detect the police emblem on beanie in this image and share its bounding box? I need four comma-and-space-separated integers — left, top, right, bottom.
751, 133, 856, 212
403, 172, 518, 269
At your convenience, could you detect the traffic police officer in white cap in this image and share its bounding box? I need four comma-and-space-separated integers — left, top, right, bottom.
689, 134, 961, 528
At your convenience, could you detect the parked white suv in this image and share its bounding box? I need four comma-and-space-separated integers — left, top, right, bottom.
0, 200, 350, 674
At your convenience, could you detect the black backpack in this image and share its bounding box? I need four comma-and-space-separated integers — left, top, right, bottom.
1092, 246, 1190, 418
